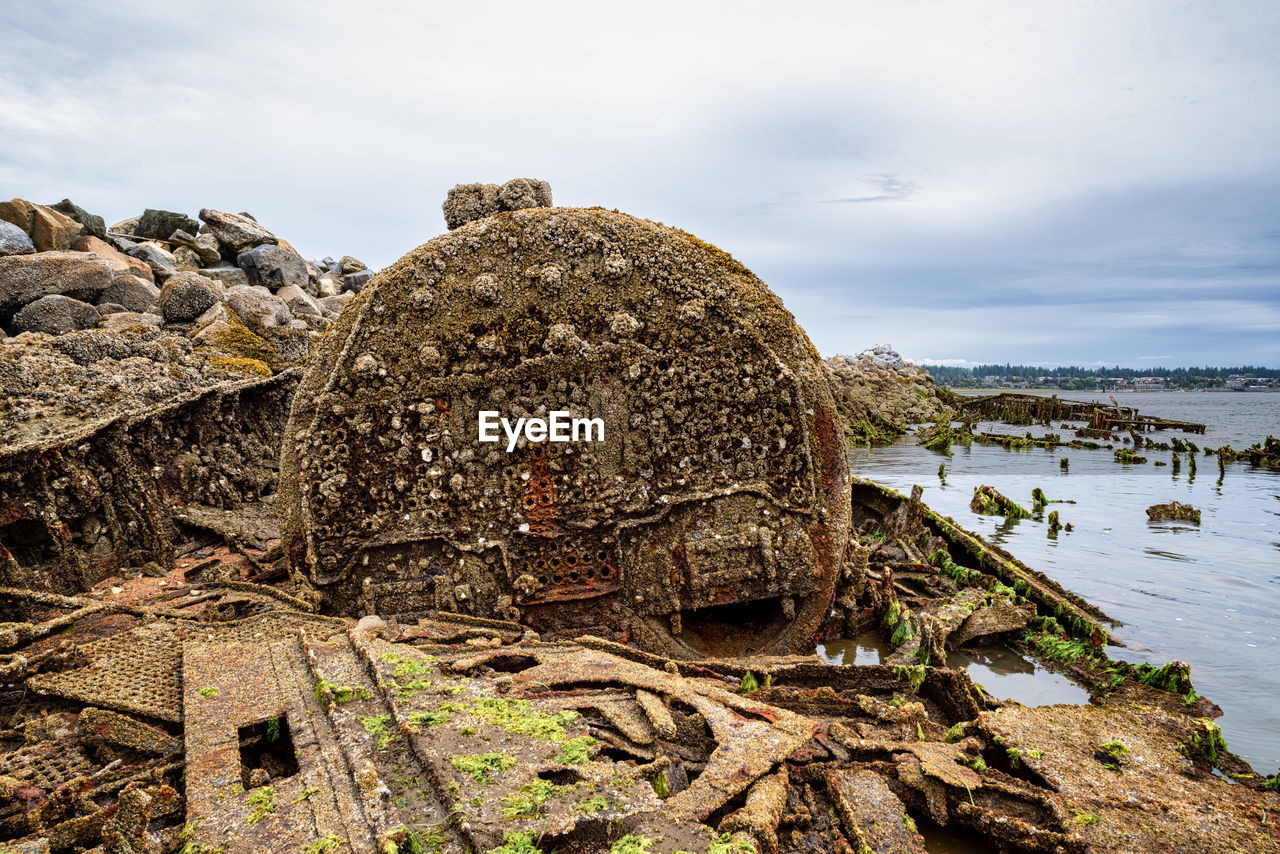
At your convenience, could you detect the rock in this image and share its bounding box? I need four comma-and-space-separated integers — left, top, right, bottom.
442, 182, 500, 229
99, 273, 161, 313
49, 328, 135, 364
352, 614, 390, 643
0, 198, 84, 251
298, 313, 332, 331
168, 229, 221, 264
191, 300, 238, 334
442, 178, 554, 229
338, 255, 367, 274
157, 271, 222, 323
98, 311, 164, 333
225, 284, 291, 332
198, 208, 277, 253
825, 348, 952, 443
0, 220, 34, 256
0, 251, 114, 320
342, 270, 373, 292
109, 215, 141, 234
48, 199, 107, 240
125, 242, 179, 280
319, 293, 353, 315
96, 302, 127, 315
236, 244, 308, 290
317, 271, 342, 298
133, 209, 199, 241
197, 265, 249, 289
192, 305, 279, 371
172, 246, 203, 271
71, 235, 154, 280
276, 284, 322, 317
859, 343, 907, 370
280, 205, 851, 659
499, 177, 552, 211
11, 294, 101, 335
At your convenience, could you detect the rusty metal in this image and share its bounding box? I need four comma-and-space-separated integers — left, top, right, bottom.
280, 208, 852, 658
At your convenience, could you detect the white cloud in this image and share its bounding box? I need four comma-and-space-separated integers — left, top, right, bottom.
1, 0, 1276, 365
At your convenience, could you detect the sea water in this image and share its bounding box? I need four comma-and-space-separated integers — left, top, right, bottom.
848, 390, 1280, 773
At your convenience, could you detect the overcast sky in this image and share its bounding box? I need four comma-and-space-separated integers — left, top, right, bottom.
3, 1, 1277, 366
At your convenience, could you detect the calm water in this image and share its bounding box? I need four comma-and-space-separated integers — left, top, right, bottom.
850, 390, 1280, 773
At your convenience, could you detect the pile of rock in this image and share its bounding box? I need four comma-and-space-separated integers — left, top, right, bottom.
825, 344, 953, 442
0, 197, 371, 352
0, 198, 373, 446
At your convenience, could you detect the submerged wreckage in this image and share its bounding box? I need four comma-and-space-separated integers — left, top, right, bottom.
0, 187, 1276, 853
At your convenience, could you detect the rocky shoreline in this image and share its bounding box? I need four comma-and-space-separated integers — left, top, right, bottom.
0, 187, 1275, 854
1, 197, 368, 449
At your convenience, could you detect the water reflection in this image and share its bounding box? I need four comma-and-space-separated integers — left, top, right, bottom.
918, 818, 1000, 854
1143, 547, 1191, 561
848, 391, 1280, 769
946, 644, 1091, 706
816, 630, 891, 666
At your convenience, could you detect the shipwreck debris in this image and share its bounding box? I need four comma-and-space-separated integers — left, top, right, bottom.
1146, 502, 1201, 524
280, 204, 852, 659
955, 392, 1206, 435
969, 486, 1029, 520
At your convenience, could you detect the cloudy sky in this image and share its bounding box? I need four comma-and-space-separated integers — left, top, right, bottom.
3, 1, 1277, 367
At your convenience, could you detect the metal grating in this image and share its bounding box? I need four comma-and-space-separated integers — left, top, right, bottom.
26, 612, 346, 723
7, 742, 97, 789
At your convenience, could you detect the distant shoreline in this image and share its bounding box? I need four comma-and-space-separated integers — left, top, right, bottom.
953, 387, 1280, 394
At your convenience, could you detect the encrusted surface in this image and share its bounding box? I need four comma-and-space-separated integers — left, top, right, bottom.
282, 207, 852, 658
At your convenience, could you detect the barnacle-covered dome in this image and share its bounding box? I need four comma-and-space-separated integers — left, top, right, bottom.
281, 206, 851, 657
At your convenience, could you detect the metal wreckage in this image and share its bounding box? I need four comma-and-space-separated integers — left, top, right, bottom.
0, 205, 1275, 854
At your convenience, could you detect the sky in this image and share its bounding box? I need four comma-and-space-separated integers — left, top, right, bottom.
2, 1, 1278, 367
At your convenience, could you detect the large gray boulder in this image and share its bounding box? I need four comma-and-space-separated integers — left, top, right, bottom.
0, 220, 35, 256
198, 208, 277, 253
98, 273, 161, 313
157, 271, 222, 322
237, 244, 308, 290
49, 199, 107, 240
343, 270, 373, 292
11, 294, 101, 335
0, 251, 114, 319
134, 209, 199, 240
225, 284, 291, 332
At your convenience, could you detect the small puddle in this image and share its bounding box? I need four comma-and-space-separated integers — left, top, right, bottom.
918, 816, 1001, 853
816, 630, 892, 665
947, 643, 1091, 706
815, 634, 1090, 706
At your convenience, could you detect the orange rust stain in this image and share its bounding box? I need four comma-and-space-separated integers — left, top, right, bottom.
812, 406, 845, 503
523, 445, 558, 535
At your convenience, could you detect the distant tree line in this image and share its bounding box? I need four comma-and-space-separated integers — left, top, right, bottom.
925, 364, 1280, 390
